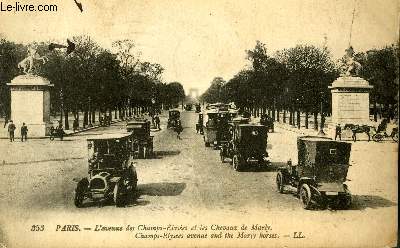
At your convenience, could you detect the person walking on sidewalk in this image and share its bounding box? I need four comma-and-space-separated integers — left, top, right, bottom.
20, 122, 28, 142
7, 120, 16, 142
155, 114, 161, 130
335, 123, 342, 141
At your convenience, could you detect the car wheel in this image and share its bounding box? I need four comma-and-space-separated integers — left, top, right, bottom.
232, 154, 242, 171
114, 182, 126, 207
74, 178, 88, 208
300, 184, 313, 210
372, 133, 383, 142
276, 172, 285, 193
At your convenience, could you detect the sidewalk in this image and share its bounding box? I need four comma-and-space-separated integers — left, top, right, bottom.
0, 115, 144, 139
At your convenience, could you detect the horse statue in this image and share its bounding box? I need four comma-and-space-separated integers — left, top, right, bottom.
17, 46, 48, 74
339, 46, 362, 77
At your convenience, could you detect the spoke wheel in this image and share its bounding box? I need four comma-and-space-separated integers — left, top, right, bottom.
232, 155, 242, 171
276, 172, 285, 193
300, 184, 313, 210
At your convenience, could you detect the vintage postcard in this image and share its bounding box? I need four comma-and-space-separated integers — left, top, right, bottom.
0, 0, 398, 247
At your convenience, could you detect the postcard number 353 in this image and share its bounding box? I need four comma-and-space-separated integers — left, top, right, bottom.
31, 225, 45, 231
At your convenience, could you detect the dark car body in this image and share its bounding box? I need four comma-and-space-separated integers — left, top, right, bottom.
276, 136, 352, 210
220, 123, 269, 171
126, 119, 153, 159
74, 133, 138, 208
167, 109, 181, 129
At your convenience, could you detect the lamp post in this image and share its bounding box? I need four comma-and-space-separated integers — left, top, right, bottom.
88, 96, 92, 127
59, 88, 64, 124
318, 91, 326, 136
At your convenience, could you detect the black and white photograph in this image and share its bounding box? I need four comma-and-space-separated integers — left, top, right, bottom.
0, 0, 398, 247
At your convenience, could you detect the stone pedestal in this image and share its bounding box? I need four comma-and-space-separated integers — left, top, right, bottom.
329, 76, 373, 125
7, 75, 54, 137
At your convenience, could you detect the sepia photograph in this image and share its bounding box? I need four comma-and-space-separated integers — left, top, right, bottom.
0, 0, 398, 247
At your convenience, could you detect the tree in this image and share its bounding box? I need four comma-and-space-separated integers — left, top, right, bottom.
358, 45, 399, 120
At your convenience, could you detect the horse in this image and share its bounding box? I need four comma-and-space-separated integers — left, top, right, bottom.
18, 46, 48, 74
343, 124, 372, 142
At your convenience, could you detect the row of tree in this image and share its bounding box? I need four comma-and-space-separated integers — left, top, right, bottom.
0, 36, 186, 129
201, 41, 399, 129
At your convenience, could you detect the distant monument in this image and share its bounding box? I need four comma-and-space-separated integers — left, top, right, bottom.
329, 47, 373, 125
7, 45, 53, 137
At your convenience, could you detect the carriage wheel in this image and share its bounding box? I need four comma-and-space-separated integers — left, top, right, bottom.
372, 133, 383, 142
392, 133, 399, 142
300, 184, 313, 209
276, 172, 285, 193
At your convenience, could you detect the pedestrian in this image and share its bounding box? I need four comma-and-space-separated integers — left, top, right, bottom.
335, 123, 342, 141
155, 114, 161, 130
175, 120, 183, 139
20, 122, 28, 142
7, 120, 16, 142
3, 116, 9, 128
73, 118, 79, 132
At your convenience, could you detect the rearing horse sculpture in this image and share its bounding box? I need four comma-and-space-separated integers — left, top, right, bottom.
17, 46, 48, 74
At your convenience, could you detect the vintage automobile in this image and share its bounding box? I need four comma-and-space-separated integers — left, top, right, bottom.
260, 114, 274, 132
74, 133, 138, 208
276, 136, 352, 210
195, 104, 201, 113
167, 109, 181, 129
202, 109, 231, 148
126, 119, 153, 159
220, 123, 269, 171
196, 113, 204, 134
184, 104, 193, 111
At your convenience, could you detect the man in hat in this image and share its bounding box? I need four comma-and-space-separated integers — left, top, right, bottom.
20, 122, 28, 142
7, 120, 16, 142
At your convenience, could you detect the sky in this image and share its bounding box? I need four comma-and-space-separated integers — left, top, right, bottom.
0, 0, 398, 93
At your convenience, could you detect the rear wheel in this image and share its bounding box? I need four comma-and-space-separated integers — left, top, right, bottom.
276, 172, 285, 193
300, 184, 313, 210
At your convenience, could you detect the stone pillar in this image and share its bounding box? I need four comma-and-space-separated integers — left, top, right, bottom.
7, 75, 54, 137
329, 76, 373, 125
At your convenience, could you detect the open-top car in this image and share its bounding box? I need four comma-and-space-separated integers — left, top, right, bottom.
220, 123, 269, 171
276, 136, 352, 210
167, 109, 181, 129
127, 118, 153, 159
74, 133, 138, 208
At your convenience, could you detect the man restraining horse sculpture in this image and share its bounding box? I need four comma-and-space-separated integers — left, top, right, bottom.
339, 46, 361, 77
17, 46, 48, 74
